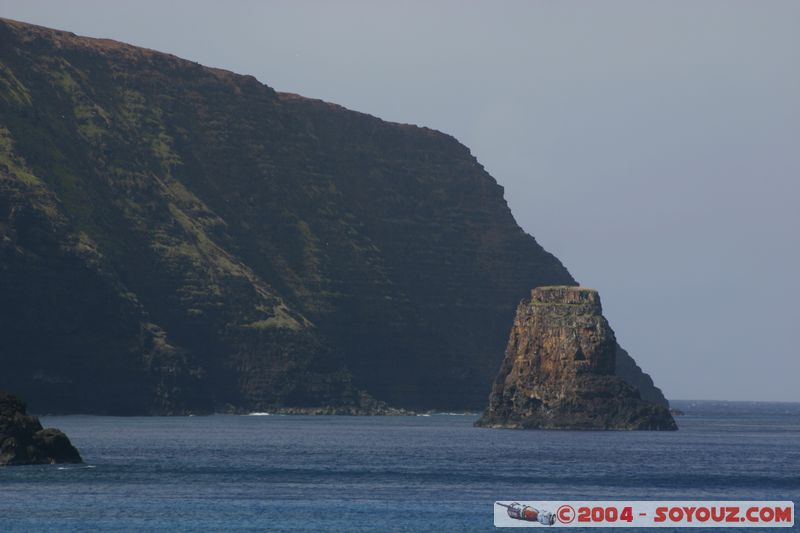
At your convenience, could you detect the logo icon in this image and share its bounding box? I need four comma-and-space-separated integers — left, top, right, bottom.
496, 502, 556, 525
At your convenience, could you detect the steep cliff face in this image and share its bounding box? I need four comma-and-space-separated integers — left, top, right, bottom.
475, 287, 676, 430
0, 18, 667, 413
0, 390, 82, 465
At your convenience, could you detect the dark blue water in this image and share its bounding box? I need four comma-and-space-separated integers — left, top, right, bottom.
1, 400, 797, 531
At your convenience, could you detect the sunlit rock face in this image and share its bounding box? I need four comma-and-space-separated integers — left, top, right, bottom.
475, 287, 677, 430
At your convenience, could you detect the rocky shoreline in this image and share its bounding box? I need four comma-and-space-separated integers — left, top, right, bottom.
243, 408, 481, 416
229, 391, 417, 416
248, 406, 416, 416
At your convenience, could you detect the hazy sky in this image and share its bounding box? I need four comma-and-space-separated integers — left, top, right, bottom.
2, 1, 798, 401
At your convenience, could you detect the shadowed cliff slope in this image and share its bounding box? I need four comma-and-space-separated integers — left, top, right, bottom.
0, 18, 664, 413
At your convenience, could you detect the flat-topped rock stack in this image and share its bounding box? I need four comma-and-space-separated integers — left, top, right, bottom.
475, 287, 677, 430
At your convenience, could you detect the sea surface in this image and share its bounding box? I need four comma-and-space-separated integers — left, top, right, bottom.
0, 400, 797, 532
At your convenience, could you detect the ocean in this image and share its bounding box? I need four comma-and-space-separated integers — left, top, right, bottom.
1, 400, 797, 532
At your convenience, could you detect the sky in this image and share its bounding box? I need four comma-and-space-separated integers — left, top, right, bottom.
1, 1, 798, 402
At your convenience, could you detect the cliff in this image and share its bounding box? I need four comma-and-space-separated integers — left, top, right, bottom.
0, 390, 82, 465
0, 18, 666, 413
475, 287, 676, 430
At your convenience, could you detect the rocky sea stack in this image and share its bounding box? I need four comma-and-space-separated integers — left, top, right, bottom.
475, 287, 677, 430
0, 390, 82, 465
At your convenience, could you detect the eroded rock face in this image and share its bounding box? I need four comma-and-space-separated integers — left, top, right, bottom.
0, 391, 82, 465
475, 287, 677, 430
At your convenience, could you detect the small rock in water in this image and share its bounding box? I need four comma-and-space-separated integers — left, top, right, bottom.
0, 390, 83, 465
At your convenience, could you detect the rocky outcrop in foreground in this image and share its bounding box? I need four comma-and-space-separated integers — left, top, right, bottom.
0, 391, 82, 465
475, 287, 677, 430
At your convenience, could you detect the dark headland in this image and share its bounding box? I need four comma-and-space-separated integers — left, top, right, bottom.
1, 18, 669, 418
